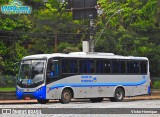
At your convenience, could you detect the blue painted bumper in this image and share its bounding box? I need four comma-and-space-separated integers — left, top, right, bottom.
16, 86, 46, 100
148, 86, 151, 95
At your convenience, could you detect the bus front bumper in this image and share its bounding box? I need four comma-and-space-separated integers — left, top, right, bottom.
16, 86, 46, 100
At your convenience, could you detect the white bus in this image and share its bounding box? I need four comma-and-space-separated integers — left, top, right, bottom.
16, 52, 150, 104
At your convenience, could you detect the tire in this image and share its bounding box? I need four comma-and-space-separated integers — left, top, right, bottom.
110, 88, 125, 102
59, 89, 72, 104
90, 98, 103, 103
37, 99, 49, 104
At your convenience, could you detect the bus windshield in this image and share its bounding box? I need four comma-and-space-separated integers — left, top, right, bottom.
18, 60, 46, 84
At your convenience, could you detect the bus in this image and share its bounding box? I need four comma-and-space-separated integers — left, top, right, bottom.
16, 52, 150, 104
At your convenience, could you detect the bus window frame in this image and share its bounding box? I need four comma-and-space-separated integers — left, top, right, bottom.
95, 59, 111, 74
46, 58, 60, 84
111, 59, 127, 75
140, 60, 148, 75
79, 58, 95, 74
61, 58, 79, 74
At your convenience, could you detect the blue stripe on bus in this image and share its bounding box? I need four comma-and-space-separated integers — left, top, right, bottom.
48, 78, 147, 91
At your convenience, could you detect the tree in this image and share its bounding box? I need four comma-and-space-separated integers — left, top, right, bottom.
95, 0, 160, 77
0, 0, 160, 77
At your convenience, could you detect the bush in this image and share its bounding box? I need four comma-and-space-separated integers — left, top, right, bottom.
0, 76, 16, 88
153, 81, 160, 89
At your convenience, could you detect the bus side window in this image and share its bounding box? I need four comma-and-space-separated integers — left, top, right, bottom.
104, 60, 111, 73
47, 61, 54, 78
49, 63, 55, 78
112, 60, 119, 73
127, 61, 140, 74
50, 63, 54, 71
61, 59, 78, 74
54, 61, 59, 77
79, 60, 86, 73
79, 60, 94, 73
71, 60, 78, 73
134, 61, 140, 73
140, 61, 147, 74
62, 59, 69, 73
47, 60, 59, 78
118, 61, 126, 73
96, 60, 104, 73
87, 60, 94, 73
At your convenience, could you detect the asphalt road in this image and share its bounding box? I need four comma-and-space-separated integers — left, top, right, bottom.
0, 99, 160, 117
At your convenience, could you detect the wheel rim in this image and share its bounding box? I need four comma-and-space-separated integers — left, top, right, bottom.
64, 92, 70, 100
116, 91, 122, 99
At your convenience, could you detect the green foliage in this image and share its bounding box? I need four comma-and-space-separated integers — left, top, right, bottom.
0, 0, 9, 4
0, 41, 28, 75
58, 42, 80, 53
153, 81, 160, 89
0, 88, 16, 91
96, 0, 160, 77
0, 41, 7, 55
0, 0, 160, 78
0, 57, 4, 75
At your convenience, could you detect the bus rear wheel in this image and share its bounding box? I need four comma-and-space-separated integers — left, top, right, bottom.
90, 98, 103, 103
109, 88, 124, 102
59, 89, 72, 104
37, 99, 49, 104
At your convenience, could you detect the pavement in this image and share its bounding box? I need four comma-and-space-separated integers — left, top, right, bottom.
0, 90, 160, 104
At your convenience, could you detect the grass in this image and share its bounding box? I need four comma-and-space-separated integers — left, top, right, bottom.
0, 87, 16, 92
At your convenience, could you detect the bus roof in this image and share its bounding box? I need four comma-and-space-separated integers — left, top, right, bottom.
22, 52, 148, 61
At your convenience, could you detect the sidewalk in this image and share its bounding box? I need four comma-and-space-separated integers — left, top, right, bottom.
0, 91, 160, 104
124, 95, 160, 101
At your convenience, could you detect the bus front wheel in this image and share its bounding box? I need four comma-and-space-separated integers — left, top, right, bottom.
37, 99, 49, 104
109, 88, 125, 102
59, 89, 72, 104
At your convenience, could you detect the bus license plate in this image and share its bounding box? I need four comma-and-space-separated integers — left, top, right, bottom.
25, 97, 31, 100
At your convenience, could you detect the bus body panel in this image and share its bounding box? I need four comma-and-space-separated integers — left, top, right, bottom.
45, 74, 150, 99
16, 52, 150, 101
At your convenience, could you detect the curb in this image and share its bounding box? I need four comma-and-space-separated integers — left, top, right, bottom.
0, 96, 160, 104
0, 92, 16, 100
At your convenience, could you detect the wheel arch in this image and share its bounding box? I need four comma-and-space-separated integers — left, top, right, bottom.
114, 86, 125, 97
61, 87, 74, 98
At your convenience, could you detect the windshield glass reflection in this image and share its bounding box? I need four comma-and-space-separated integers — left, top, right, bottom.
18, 60, 46, 84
